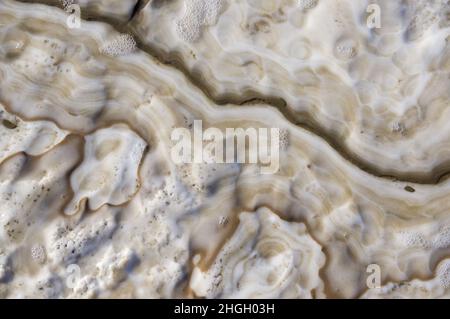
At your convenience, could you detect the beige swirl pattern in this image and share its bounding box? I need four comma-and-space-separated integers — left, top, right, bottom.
0, 0, 449, 299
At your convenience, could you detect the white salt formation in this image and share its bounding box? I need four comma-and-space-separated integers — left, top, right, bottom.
64, 125, 146, 215
0, 103, 68, 163
0, 0, 450, 299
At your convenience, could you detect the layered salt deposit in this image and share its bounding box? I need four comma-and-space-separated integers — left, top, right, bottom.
132, 0, 450, 182
0, 0, 450, 299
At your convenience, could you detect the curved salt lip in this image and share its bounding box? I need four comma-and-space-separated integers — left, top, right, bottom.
64, 124, 147, 215
0, 103, 69, 163
189, 207, 325, 298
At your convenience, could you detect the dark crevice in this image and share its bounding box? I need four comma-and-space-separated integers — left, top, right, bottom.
128, 0, 148, 22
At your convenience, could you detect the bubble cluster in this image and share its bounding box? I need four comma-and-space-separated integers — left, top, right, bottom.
437, 259, 450, 289
176, 0, 224, 42
432, 227, 450, 249
176, 19, 201, 43
48, 213, 117, 265
334, 37, 358, 60
279, 129, 289, 150
399, 231, 430, 249
100, 34, 136, 57
398, 227, 450, 251
298, 0, 318, 10
31, 244, 46, 264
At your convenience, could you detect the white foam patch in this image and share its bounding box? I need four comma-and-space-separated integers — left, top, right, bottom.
298, 0, 319, 10
31, 244, 46, 264
48, 207, 117, 264
176, 0, 224, 42
100, 34, 136, 57
398, 231, 430, 249
432, 227, 450, 249
437, 259, 450, 289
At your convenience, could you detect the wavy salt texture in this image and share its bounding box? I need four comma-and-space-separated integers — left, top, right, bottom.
189, 207, 326, 298
132, 0, 450, 183
0, 0, 449, 299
